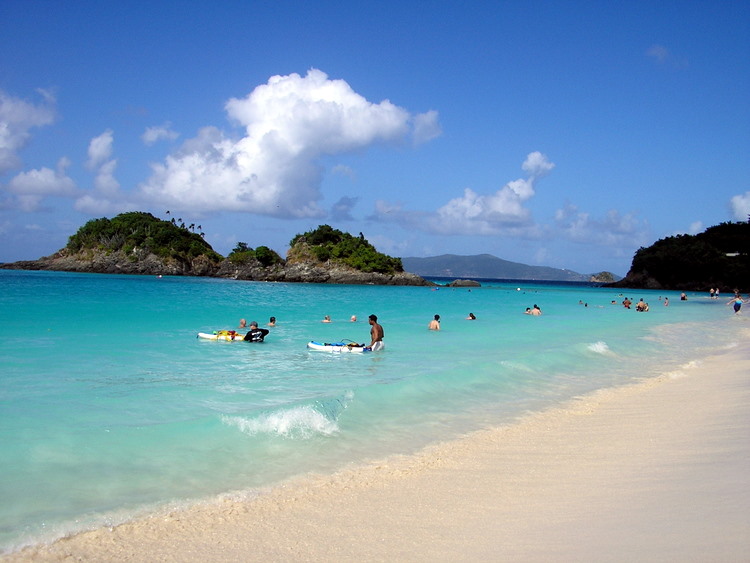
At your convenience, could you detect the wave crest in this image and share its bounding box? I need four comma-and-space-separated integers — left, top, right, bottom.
221, 394, 352, 439
586, 341, 613, 355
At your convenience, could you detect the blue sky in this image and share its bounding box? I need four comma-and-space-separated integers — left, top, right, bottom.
1, 1, 748, 276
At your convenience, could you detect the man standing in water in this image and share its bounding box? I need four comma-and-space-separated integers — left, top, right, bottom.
368, 314, 384, 350
243, 321, 270, 342
428, 314, 441, 330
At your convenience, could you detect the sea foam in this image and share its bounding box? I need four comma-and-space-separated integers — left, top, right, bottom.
222, 406, 340, 438
586, 341, 613, 355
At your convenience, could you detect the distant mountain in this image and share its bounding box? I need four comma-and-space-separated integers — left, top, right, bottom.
401, 253, 612, 282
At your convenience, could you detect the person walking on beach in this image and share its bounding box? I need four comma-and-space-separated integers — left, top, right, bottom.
428, 314, 441, 330
368, 314, 384, 350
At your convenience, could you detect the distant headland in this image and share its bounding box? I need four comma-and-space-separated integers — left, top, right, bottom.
606, 221, 749, 293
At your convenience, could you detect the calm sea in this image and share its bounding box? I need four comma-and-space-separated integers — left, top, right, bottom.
0, 270, 743, 553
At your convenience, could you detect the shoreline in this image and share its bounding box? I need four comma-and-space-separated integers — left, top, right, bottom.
5, 330, 749, 562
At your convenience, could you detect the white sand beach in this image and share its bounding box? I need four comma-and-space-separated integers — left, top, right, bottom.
7, 331, 750, 562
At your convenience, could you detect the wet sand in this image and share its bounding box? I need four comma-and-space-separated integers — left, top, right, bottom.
6, 331, 750, 562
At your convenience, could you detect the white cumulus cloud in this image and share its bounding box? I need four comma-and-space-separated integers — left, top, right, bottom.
522, 150, 555, 178
7, 157, 76, 196
412, 110, 441, 145
74, 194, 137, 215
84, 129, 121, 197
0, 89, 56, 174
86, 129, 114, 170
428, 151, 554, 235
431, 187, 530, 235
6, 157, 77, 211
687, 221, 704, 235
142, 122, 179, 145
730, 191, 750, 221
73, 130, 126, 213
94, 158, 120, 196
138, 69, 439, 218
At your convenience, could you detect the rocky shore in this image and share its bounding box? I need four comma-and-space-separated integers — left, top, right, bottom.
0, 248, 434, 286
604, 270, 665, 290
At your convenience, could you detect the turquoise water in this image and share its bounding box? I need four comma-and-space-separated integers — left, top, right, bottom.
0, 270, 743, 552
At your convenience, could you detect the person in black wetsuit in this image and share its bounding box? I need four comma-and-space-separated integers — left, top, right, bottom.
243, 321, 269, 342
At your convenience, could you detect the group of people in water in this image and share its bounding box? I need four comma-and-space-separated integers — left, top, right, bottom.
239, 317, 276, 328
616, 288, 746, 315
235, 313, 385, 347
620, 297, 652, 311
231, 286, 747, 345
704, 288, 746, 314
426, 306, 545, 330
322, 314, 385, 348
236, 318, 271, 342
428, 312, 482, 331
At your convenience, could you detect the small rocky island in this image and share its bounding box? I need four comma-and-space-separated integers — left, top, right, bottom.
0, 212, 433, 286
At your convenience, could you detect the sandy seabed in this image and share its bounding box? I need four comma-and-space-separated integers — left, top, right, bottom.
5, 329, 750, 562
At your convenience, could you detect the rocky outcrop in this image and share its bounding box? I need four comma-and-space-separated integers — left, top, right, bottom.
3, 249, 434, 286
589, 271, 618, 283
446, 279, 481, 287
282, 262, 434, 286
605, 271, 665, 290
215, 258, 434, 286
0, 248, 222, 276
214, 259, 288, 281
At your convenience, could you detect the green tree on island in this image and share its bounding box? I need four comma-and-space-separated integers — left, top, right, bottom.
66, 212, 222, 262
227, 242, 283, 266
289, 224, 403, 275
